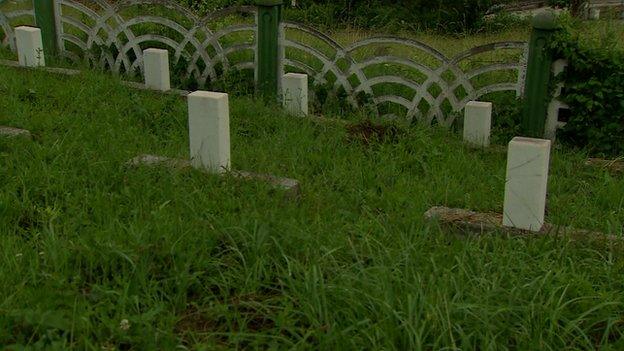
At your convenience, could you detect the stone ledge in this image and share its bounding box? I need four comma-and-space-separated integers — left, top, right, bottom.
127, 154, 301, 199
424, 206, 616, 241
586, 158, 624, 173
41, 66, 81, 76
121, 81, 190, 96
0, 126, 32, 139
464, 144, 507, 153
0, 59, 81, 76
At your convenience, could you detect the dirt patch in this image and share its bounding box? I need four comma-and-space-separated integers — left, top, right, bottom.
175, 292, 280, 347
345, 120, 402, 146
586, 158, 624, 173
175, 304, 219, 335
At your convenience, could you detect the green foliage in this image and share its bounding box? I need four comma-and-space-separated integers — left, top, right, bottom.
308, 81, 376, 119
0, 64, 623, 349
489, 93, 523, 144
168, 0, 520, 33
286, 0, 498, 33
210, 67, 256, 96
550, 22, 624, 156
481, 11, 531, 33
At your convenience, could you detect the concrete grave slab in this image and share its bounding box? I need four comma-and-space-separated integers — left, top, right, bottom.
127, 154, 301, 199
424, 206, 614, 241
0, 126, 32, 139
0, 59, 80, 76
121, 81, 189, 96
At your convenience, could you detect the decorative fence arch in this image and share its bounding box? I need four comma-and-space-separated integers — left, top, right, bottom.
53, 0, 257, 87
0, 0, 530, 127
282, 21, 528, 126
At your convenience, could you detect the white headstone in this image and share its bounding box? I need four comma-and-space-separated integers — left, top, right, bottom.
188, 91, 231, 174
15, 26, 45, 67
143, 48, 171, 91
503, 137, 551, 232
282, 73, 308, 116
463, 101, 492, 147
589, 8, 600, 20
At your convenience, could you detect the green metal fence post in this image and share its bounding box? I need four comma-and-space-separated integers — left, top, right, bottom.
521, 10, 559, 137
33, 0, 58, 58
256, 0, 282, 98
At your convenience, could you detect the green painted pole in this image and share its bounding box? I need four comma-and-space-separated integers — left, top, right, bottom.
520, 10, 559, 137
33, 0, 57, 57
256, 0, 282, 98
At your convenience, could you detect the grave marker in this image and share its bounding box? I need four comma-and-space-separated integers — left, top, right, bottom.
503, 137, 551, 232
188, 91, 231, 173
463, 101, 492, 147
282, 73, 308, 116
128, 90, 300, 198
143, 48, 171, 91
15, 27, 45, 67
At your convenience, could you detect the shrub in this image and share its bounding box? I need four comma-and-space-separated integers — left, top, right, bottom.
285, 0, 495, 33
550, 21, 624, 156
170, 0, 512, 33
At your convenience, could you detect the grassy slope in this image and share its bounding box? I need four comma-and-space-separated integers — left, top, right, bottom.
0, 64, 623, 350
325, 27, 530, 56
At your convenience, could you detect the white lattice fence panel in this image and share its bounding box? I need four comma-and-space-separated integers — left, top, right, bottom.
56, 0, 257, 87
282, 21, 528, 126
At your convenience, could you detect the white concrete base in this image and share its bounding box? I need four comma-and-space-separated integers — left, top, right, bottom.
143, 48, 171, 91
545, 100, 569, 140
188, 91, 231, 174
282, 73, 308, 116
15, 26, 45, 67
545, 59, 569, 140
463, 101, 492, 147
503, 137, 551, 232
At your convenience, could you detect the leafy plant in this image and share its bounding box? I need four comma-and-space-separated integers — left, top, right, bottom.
550, 21, 624, 156
159, 0, 519, 34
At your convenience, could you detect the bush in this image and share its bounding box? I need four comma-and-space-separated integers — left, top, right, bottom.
283, 0, 495, 33
171, 0, 513, 33
550, 21, 624, 156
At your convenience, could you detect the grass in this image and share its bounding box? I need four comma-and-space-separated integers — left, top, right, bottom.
0, 61, 623, 350
322, 26, 531, 56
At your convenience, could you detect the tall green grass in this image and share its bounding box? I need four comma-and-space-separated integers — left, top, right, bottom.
0, 64, 623, 349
